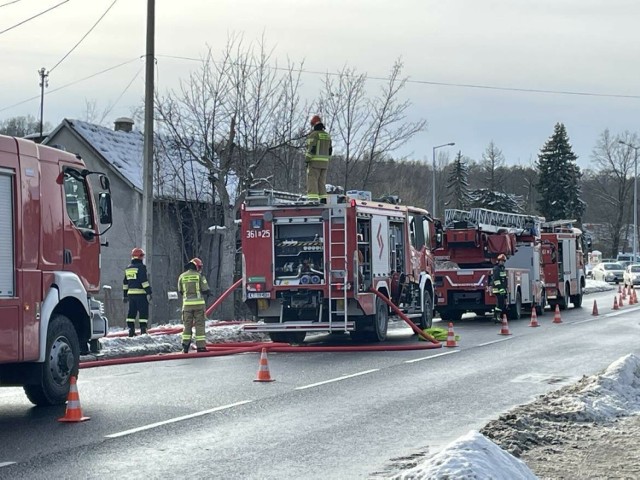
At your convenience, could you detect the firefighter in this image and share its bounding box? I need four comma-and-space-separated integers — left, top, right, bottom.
178, 257, 211, 353
305, 115, 332, 203
123, 247, 152, 337
492, 253, 508, 322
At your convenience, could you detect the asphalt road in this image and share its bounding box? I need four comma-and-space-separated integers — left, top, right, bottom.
0, 289, 638, 480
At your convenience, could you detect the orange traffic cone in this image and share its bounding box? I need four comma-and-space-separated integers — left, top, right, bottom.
619, 293, 624, 307
622, 288, 627, 301
58, 376, 90, 422
254, 348, 275, 382
499, 314, 512, 335
552, 304, 562, 324
634, 289, 638, 305
618, 284, 622, 294
592, 299, 599, 316
613, 296, 619, 310
528, 308, 540, 327
445, 322, 458, 347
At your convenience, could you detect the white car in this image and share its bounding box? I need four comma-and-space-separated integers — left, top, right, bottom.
591, 262, 625, 284
623, 264, 640, 288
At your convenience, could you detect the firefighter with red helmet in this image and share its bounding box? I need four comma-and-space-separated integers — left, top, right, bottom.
178, 257, 211, 353
305, 115, 332, 202
123, 247, 152, 336
492, 253, 508, 322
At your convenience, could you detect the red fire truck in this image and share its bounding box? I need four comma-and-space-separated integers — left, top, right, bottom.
540, 220, 587, 310
0, 134, 113, 405
433, 208, 545, 321
241, 190, 436, 343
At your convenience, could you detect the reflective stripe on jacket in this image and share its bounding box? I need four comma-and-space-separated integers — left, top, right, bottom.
305, 130, 332, 162
123, 259, 152, 296
178, 269, 210, 307
491, 264, 507, 294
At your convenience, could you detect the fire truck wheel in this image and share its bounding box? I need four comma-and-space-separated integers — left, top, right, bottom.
419, 291, 434, 329
509, 291, 522, 320
23, 314, 80, 406
371, 297, 389, 342
269, 332, 306, 344
558, 285, 569, 310
570, 292, 583, 308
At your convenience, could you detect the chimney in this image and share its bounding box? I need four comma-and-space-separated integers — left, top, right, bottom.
114, 117, 134, 133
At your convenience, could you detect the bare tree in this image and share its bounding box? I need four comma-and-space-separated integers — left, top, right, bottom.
320, 59, 427, 190
155, 35, 305, 317
480, 140, 506, 192
589, 129, 638, 257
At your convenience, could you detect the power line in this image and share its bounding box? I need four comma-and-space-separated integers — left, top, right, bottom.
0, 0, 23, 8
157, 53, 640, 100
101, 66, 143, 119
0, 0, 69, 35
0, 57, 140, 113
50, 0, 119, 73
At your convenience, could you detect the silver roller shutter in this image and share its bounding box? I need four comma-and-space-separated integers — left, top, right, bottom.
0, 173, 15, 297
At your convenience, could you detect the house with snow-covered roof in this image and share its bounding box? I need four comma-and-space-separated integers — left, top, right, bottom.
44, 118, 217, 324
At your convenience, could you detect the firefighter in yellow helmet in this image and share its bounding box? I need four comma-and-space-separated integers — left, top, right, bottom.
178, 257, 211, 353
123, 247, 152, 337
305, 115, 332, 202
492, 253, 508, 322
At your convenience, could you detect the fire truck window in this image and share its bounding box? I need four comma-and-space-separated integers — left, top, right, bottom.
64, 174, 94, 230
423, 217, 431, 248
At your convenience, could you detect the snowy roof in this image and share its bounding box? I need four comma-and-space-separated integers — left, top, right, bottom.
56, 119, 211, 202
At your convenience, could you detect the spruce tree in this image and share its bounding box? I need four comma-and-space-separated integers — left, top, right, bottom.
536, 123, 585, 222
445, 151, 472, 210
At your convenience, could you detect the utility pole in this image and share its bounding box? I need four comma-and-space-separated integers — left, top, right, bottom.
38, 67, 49, 138
141, 0, 155, 282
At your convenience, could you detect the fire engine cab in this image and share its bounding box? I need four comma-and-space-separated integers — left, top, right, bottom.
540, 220, 587, 310
433, 208, 546, 321
241, 190, 436, 343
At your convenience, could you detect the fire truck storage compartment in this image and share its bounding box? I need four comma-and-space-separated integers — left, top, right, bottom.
0, 172, 14, 298
273, 219, 325, 285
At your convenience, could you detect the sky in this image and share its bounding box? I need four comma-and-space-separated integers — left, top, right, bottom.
79, 280, 631, 479
2, 0, 640, 170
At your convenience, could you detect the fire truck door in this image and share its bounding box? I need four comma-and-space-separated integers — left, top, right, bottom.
371, 216, 389, 277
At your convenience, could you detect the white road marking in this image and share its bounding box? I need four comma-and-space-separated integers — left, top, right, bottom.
295, 369, 379, 390
0, 462, 16, 468
105, 400, 252, 438
477, 337, 513, 347
404, 350, 460, 363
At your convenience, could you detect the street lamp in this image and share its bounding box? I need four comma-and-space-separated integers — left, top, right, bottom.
618, 140, 638, 262
432, 142, 455, 217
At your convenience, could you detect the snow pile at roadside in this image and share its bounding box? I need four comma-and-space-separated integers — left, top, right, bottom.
389, 354, 640, 479
582, 279, 615, 294
389, 431, 537, 480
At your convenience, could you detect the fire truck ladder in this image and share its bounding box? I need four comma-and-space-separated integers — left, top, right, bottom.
327, 204, 349, 331
444, 208, 545, 234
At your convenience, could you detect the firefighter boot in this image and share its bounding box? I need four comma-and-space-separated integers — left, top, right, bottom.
140, 324, 147, 335
197, 347, 207, 353
182, 342, 191, 354
127, 322, 136, 337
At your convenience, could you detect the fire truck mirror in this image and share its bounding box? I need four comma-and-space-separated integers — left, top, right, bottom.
99, 192, 113, 225
99, 174, 110, 190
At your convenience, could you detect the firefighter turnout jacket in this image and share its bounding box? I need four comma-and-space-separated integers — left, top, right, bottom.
123, 258, 152, 298
491, 263, 507, 295
305, 129, 332, 163
178, 268, 210, 307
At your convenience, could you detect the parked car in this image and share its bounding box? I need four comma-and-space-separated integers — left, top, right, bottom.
623, 264, 640, 288
591, 262, 625, 284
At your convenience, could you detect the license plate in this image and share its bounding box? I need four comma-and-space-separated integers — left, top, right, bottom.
247, 292, 270, 299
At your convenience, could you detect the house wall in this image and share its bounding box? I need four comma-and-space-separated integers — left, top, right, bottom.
45, 129, 183, 325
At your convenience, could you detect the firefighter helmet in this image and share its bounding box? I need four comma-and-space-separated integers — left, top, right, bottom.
190, 257, 203, 271
310, 115, 322, 127
497, 254, 507, 262
131, 247, 145, 259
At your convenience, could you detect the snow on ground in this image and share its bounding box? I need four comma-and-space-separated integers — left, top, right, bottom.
84, 279, 629, 479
